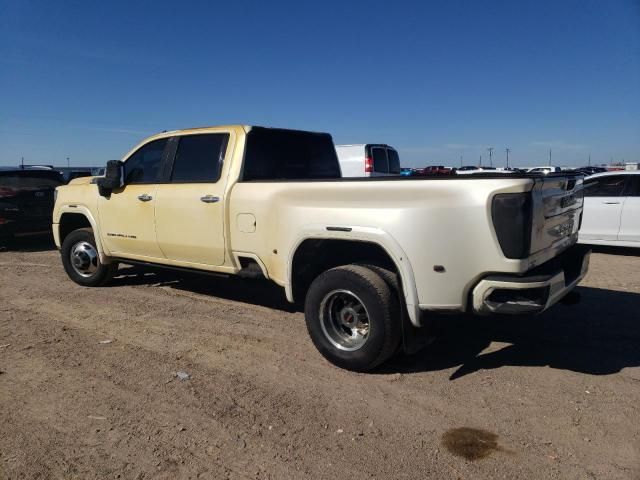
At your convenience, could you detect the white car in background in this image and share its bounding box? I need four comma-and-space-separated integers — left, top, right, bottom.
335, 144, 401, 177
456, 166, 514, 175
579, 171, 640, 248
526, 166, 562, 174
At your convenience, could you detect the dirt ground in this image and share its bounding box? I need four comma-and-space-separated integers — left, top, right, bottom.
1, 238, 639, 480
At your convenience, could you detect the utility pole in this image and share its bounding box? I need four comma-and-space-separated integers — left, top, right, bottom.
66, 157, 70, 168
487, 147, 494, 167
479, 155, 482, 167
460, 155, 463, 167
505, 148, 511, 169
549, 149, 552, 166
588, 154, 591, 166
21, 156, 24, 168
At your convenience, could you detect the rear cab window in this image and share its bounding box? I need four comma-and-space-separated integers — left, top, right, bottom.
241, 128, 340, 181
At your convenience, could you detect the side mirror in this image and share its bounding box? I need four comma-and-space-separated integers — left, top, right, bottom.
97, 160, 124, 196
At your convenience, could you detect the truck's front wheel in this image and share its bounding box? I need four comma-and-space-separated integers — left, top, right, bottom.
304, 265, 401, 371
61, 228, 117, 287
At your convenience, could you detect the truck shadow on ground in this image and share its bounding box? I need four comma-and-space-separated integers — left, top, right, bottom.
112, 264, 640, 379
111, 264, 298, 312
384, 286, 640, 379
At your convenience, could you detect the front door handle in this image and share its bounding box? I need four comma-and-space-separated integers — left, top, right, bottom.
603, 201, 621, 205
137, 194, 153, 202
200, 195, 220, 203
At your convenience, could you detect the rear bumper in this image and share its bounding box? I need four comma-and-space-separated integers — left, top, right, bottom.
472, 245, 590, 315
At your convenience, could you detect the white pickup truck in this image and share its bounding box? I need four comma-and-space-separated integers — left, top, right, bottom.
53, 125, 589, 371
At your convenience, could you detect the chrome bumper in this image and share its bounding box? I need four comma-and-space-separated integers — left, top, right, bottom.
472, 248, 590, 315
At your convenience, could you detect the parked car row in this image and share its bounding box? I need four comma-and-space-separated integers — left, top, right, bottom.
2, 144, 638, 254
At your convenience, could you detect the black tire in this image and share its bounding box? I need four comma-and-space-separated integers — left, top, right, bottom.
357, 263, 400, 296
304, 264, 402, 371
0, 233, 14, 250
61, 228, 117, 287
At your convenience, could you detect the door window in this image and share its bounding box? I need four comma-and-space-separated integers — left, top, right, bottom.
123, 138, 168, 184
583, 176, 626, 197
623, 176, 640, 196
171, 134, 229, 183
371, 147, 388, 173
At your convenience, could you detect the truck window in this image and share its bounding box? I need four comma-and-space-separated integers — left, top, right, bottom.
171, 133, 229, 183
584, 176, 626, 197
242, 128, 341, 181
124, 138, 168, 184
371, 147, 388, 173
387, 149, 401, 174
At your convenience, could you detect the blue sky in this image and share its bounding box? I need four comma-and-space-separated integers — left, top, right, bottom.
1, 0, 638, 168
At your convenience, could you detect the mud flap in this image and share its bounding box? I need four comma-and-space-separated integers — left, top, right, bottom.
401, 307, 433, 355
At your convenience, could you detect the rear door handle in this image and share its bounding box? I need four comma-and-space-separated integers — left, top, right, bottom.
137, 194, 153, 202
200, 195, 220, 203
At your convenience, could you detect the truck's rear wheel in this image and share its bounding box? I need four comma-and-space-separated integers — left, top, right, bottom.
304, 265, 401, 371
61, 228, 117, 287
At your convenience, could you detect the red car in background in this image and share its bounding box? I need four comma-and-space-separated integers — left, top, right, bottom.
413, 165, 455, 176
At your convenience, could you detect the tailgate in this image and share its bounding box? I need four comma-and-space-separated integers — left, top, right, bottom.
529, 174, 584, 255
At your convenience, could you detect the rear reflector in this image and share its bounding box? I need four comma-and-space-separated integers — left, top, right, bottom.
365, 156, 374, 173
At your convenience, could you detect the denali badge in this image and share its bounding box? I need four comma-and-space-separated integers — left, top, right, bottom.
550, 220, 574, 238
560, 193, 576, 208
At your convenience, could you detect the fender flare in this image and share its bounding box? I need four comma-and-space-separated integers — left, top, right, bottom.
56, 206, 111, 263
286, 225, 421, 327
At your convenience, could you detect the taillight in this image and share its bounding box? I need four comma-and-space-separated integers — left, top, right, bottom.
364, 156, 374, 173
492, 192, 533, 259
0, 187, 17, 198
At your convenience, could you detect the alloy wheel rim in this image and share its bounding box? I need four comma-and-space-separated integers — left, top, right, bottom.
70, 241, 99, 277
319, 289, 370, 351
